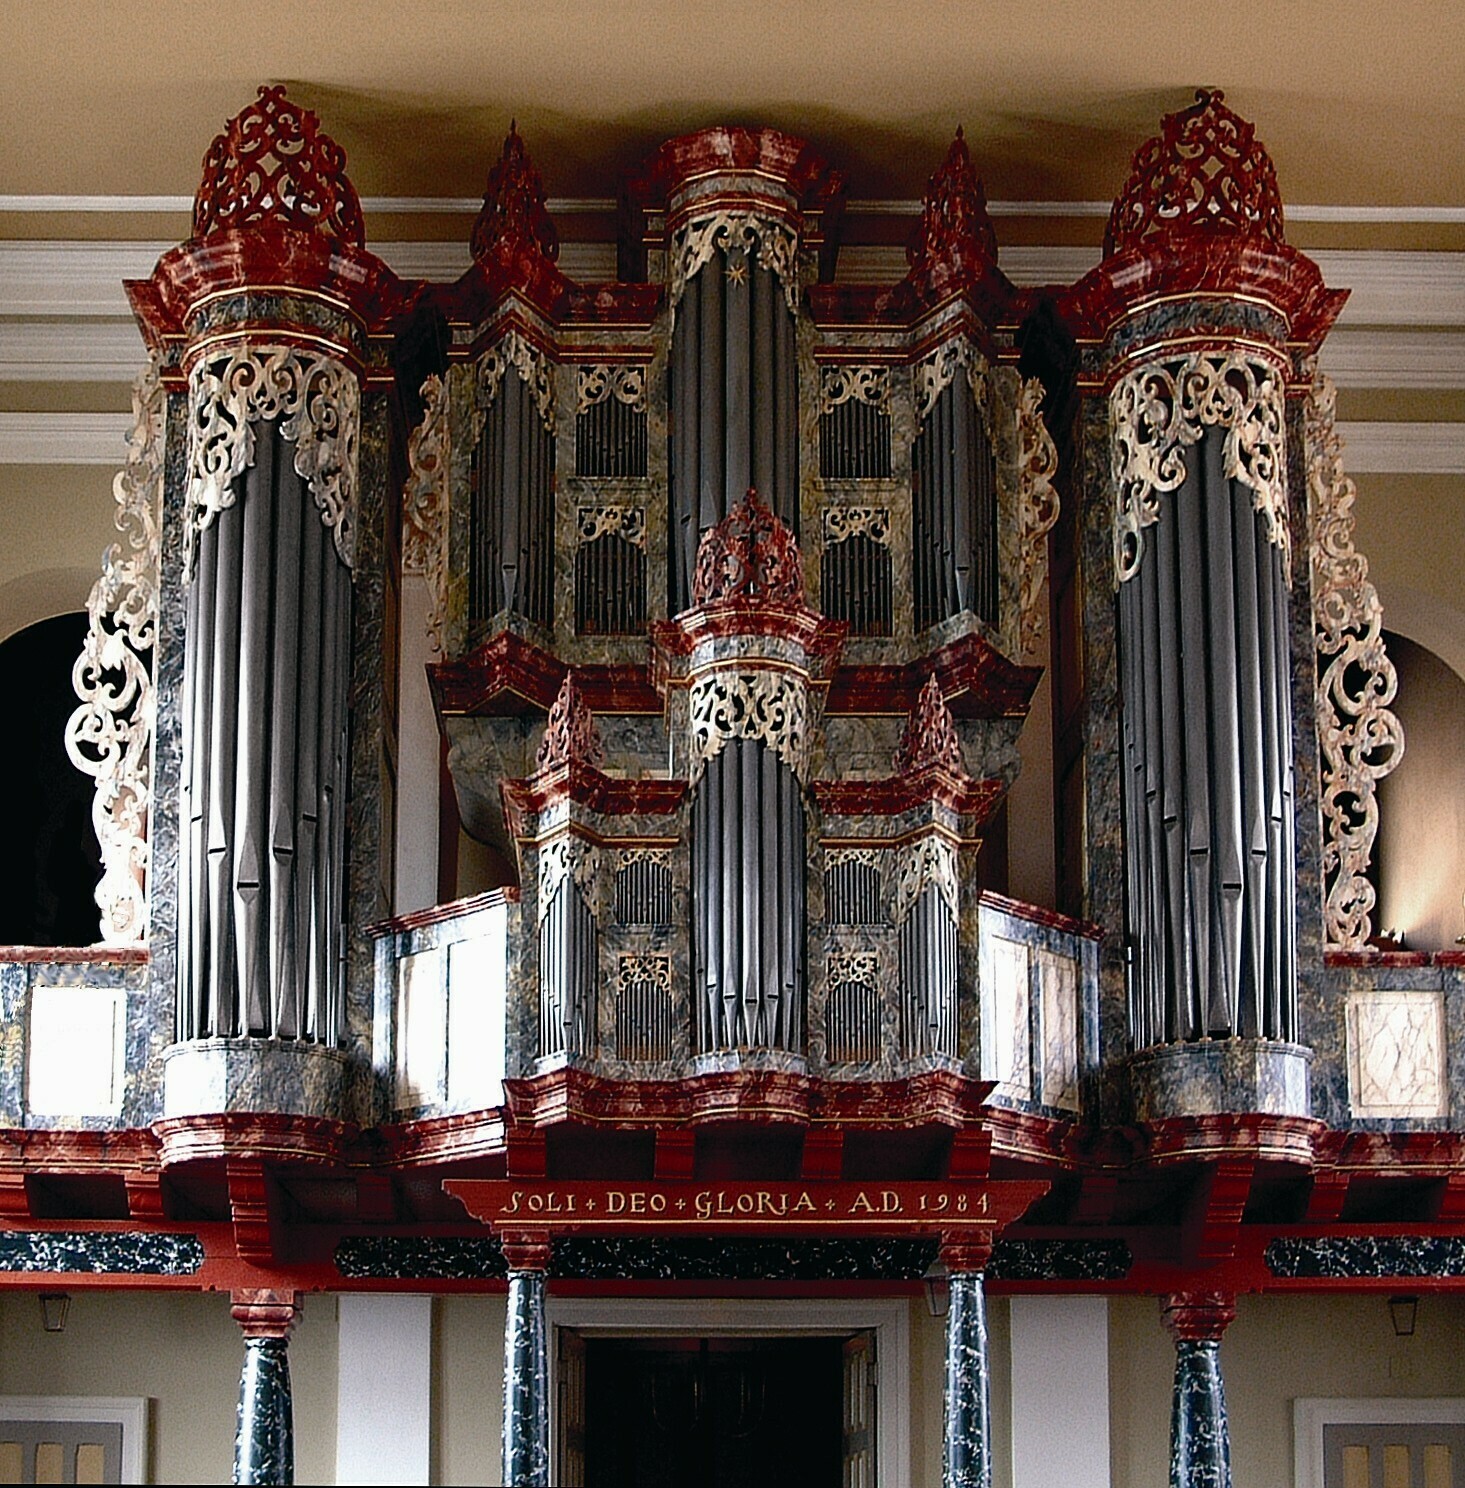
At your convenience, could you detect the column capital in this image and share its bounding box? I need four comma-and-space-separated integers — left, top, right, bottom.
939, 1227, 996, 1274
231, 1288, 302, 1341
1162, 1290, 1236, 1345
500, 1228, 553, 1273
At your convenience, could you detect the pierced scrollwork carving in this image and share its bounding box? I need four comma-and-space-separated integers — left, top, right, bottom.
824, 846, 881, 870
828, 950, 880, 989
577, 505, 647, 549
184, 344, 359, 578
576, 364, 648, 415
64, 357, 164, 944
616, 847, 672, 871
820, 365, 890, 414
1016, 375, 1061, 657
475, 328, 556, 435
691, 489, 805, 605
893, 674, 965, 776
192, 85, 366, 246
822, 506, 891, 548
913, 337, 992, 429
1109, 349, 1290, 586
536, 672, 605, 773
669, 211, 801, 314
1307, 368, 1405, 949
886, 833, 959, 926
688, 669, 810, 786
617, 953, 672, 995
402, 373, 449, 653
538, 834, 607, 924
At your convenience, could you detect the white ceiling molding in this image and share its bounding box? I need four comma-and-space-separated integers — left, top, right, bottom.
0, 322, 147, 381
1335, 421, 1465, 474
0, 413, 133, 464
7, 193, 1465, 224
1319, 330, 1465, 390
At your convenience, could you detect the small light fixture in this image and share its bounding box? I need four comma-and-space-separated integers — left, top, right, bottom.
924, 1260, 950, 1319
38, 1292, 69, 1334
1388, 1295, 1418, 1338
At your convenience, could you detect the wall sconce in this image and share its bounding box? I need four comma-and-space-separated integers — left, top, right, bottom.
1388, 1295, 1418, 1338
924, 1260, 950, 1319
38, 1293, 69, 1334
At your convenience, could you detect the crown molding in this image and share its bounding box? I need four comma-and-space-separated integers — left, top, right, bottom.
1333, 422, 1465, 474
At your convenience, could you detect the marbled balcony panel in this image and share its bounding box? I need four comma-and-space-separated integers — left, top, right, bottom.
161, 1038, 351, 1120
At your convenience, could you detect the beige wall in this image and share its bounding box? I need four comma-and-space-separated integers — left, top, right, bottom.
434, 1295, 504, 1486
1110, 1292, 1465, 1488
0, 1289, 338, 1486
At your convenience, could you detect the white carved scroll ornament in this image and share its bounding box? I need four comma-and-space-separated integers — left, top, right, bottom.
822, 506, 891, 548
1307, 368, 1404, 949
828, 950, 880, 988
577, 506, 647, 549
537, 834, 607, 925
576, 364, 648, 415
1016, 376, 1061, 658
1109, 349, 1290, 586
687, 669, 810, 786
913, 337, 992, 428
184, 344, 359, 578
65, 358, 164, 945
476, 328, 556, 435
885, 833, 959, 927
402, 372, 450, 653
669, 211, 801, 315
820, 365, 890, 414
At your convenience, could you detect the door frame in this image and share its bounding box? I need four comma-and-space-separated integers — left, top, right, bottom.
547, 1296, 912, 1487
1293, 1397, 1465, 1488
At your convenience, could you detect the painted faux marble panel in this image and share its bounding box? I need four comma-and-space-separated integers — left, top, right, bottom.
0, 1231, 203, 1275
1346, 989, 1447, 1119
982, 936, 1031, 1099
395, 949, 447, 1109
1036, 949, 1081, 1112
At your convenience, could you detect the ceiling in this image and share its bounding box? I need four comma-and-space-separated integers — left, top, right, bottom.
3, 0, 1464, 210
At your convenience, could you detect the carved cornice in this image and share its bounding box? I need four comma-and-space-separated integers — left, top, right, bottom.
183, 343, 359, 576
402, 372, 449, 653
65, 357, 163, 945
1307, 367, 1405, 949
1109, 348, 1289, 586
1107, 91, 1283, 256
193, 87, 365, 247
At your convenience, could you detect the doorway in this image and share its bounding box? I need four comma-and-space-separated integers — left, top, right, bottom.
580, 1336, 843, 1487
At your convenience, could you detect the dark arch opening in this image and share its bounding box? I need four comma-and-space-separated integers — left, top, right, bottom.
0, 613, 101, 946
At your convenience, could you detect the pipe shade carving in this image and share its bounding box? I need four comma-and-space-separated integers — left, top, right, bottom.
1117, 426, 1296, 1045
177, 420, 351, 1043
1307, 369, 1405, 950
66, 357, 164, 945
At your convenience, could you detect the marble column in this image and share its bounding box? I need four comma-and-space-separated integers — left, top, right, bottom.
1163, 1292, 1236, 1488
502, 1231, 552, 1487
231, 1289, 301, 1486
942, 1239, 994, 1488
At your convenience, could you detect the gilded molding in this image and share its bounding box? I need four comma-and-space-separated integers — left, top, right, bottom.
819, 365, 890, 414
475, 328, 556, 435
688, 669, 810, 786
184, 343, 359, 578
1016, 376, 1060, 658
64, 357, 164, 945
1109, 349, 1290, 586
402, 372, 450, 653
669, 210, 801, 315
576, 364, 647, 416
1307, 367, 1405, 949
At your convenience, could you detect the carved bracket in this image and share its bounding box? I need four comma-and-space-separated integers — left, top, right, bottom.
1016, 376, 1061, 657
1307, 368, 1405, 948
65, 357, 163, 944
402, 372, 450, 653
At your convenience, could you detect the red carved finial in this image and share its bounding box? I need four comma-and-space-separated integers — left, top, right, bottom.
470, 122, 560, 268
535, 672, 604, 773
690, 489, 806, 606
1105, 89, 1285, 256
906, 127, 999, 280
191, 86, 365, 246
893, 675, 966, 777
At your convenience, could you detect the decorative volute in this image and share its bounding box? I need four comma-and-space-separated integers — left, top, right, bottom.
1105, 90, 1284, 255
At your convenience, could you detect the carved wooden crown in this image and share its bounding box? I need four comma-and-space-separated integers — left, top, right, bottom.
192, 86, 365, 246
471, 123, 560, 268
906, 127, 999, 281
691, 490, 805, 606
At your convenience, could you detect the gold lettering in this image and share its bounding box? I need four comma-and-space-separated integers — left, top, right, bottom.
694, 1191, 712, 1220
792, 1192, 815, 1214
607, 1191, 626, 1215
528, 1192, 545, 1213
650, 1194, 667, 1214
505, 1190, 522, 1215
881, 1190, 899, 1213
736, 1194, 754, 1214
851, 1192, 874, 1214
